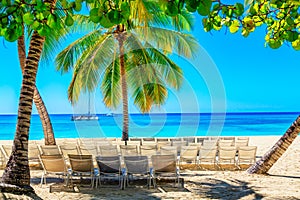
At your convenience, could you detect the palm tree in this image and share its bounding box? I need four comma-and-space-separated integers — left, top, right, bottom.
1, 0, 58, 190
247, 115, 300, 174
56, 7, 198, 141
17, 27, 56, 145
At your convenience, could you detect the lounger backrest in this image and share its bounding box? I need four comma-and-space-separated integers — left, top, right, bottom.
39, 154, 67, 173
180, 146, 198, 158
28, 144, 40, 160
1, 145, 12, 159
120, 145, 138, 155
202, 140, 218, 148
59, 145, 79, 158
151, 154, 177, 173
124, 156, 149, 174
141, 141, 156, 146
98, 145, 119, 156
200, 147, 217, 159
238, 146, 257, 159
160, 146, 177, 156
96, 156, 121, 173
39, 145, 61, 155
68, 154, 93, 173
218, 147, 237, 159
140, 145, 157, 156
218, 140, 234, 147
78, 145, 98, 156
156, 141, 171, 151
235, 140, 249, 148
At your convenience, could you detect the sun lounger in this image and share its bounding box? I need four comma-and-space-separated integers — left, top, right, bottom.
39, 154, 69, 187
198, 146, 217, 167
151, 154, 181, 188
179, 146, 198, 166
217, 146, 237, 168
123, 156, 151, 188
68, 154, 96, 188
96, 155, 124, 189
237, 146, 257, 166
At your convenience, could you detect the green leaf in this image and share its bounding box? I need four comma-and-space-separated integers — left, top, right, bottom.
37, 26, 48, 36
165, 1, 179, 16
287, 31, 298, 42
89, 8, 101, 23
100, 16, 114, 28
292, 39, 300, 50
23, 12, 35, 25
234, 3, 244, 17
32, 21, 41, 30
107, 10, 122, 25
47, 14, 57, 29
65, 15, 74, 26
4, 25, 21, 42
268, 39, 282, 49
197, 0, 212, 16
74, 2, 82, 12
2, 0, 8, 6
229, 20, 240, 33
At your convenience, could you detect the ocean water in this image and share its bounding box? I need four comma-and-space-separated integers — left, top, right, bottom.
0, 112, 299, 140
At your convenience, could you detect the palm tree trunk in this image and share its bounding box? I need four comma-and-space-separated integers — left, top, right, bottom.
116, 28, 129, 142
17, 31, 56, 145
1, 31, 45, 189
247, 115, 300, 174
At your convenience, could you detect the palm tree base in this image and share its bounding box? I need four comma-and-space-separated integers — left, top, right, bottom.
0, 183, 34, 195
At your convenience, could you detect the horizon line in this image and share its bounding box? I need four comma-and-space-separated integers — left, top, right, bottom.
0, 111, 299, 115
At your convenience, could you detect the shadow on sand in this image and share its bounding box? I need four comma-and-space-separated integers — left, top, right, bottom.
187, 178, 264, 200
30, 177, 190, 199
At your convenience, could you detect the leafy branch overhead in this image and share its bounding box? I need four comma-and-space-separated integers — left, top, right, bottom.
162, 0, 300, 50
1, 0, 300, 50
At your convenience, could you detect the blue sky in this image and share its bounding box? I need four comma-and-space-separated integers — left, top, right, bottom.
0, 15, 299, 114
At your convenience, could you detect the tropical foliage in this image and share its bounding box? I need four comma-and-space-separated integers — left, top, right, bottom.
56, 5, 199, 141
162, 0, 300, 50
0, 0, 300, 192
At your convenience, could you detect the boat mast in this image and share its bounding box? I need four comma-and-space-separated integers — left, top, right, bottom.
88, 92, 91, 115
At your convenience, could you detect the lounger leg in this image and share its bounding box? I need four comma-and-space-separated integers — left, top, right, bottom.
40, 174, 44, 186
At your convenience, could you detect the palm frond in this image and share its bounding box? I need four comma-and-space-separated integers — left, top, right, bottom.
132, 27, 199, 58
146, 47, 183, 89
55, 29, 104, 73
65, 34, 117, 103
171, 10, 195, 32
101, 49, 122, 109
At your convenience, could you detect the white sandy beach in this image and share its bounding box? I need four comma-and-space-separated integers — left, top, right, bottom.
0, 136, 299, 199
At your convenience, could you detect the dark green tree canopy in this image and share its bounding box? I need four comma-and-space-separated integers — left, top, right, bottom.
1, 0, 300, 50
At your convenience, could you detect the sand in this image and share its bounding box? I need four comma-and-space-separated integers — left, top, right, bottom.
0, 136, 299, 200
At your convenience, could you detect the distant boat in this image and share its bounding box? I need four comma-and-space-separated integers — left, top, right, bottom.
106, 113, 114, 117
71, 114, 98, 121
71, 93, 99, 121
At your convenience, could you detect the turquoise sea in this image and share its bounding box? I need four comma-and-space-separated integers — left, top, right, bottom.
0, 112, 299, 140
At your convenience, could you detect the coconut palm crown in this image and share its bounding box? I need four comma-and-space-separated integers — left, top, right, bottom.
56, 0, 199, 141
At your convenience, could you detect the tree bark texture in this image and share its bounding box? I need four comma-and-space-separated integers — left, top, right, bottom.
17, 31, 56, 145
116, 28, 129, 142
1, 32, 45, 188
247, 115, 300, 174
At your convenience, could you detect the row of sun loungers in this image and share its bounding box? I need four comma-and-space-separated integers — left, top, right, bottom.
0, 137, 256, 189
40, 153, 180, 189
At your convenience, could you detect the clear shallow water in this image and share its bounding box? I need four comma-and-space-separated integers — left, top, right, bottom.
0, 112, 299, 140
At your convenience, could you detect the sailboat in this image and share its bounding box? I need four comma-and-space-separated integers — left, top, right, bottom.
71, 93, 99, 121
